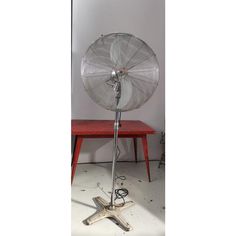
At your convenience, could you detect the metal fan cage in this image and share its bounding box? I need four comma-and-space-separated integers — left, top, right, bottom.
81, 33, 160, 112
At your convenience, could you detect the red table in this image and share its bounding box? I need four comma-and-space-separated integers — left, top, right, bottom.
71, 120, 156, 183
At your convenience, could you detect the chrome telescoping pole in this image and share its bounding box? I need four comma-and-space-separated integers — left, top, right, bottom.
110, 77, 121, 208
110, 110, 121, 208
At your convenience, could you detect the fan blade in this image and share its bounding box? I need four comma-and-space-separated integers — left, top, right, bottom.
83, 75, 111, 91
110, 36, 123, 67
117, 79, 133, 110
110, 35, 131, 68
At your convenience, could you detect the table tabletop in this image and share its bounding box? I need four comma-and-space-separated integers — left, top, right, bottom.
72, 120, 155, 136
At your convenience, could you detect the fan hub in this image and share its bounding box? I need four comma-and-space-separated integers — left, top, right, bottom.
111, 68, 128, 80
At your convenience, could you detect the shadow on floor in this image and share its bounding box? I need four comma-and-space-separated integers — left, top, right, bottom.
71, 199, 97, 210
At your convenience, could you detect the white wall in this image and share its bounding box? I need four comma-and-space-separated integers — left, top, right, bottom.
72, 0, 165, 163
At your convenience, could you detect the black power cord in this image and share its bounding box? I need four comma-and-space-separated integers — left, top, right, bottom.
114, 188, 129, 206
115, 175, 126, 181
114, 143, 129, 206
115, 175, 129, 206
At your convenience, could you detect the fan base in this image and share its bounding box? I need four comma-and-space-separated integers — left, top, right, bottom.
84, 196, 134, 231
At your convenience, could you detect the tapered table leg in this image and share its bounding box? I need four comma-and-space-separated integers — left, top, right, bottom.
71, 137, 83, 184
141, 135, 151, 182
71, 135, 78, 166
133, 138, 138, 162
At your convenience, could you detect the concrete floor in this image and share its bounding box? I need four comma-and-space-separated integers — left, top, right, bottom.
71, 161, 165, 236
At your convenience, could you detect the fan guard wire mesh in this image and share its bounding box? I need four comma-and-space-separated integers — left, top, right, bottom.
81, 33, 160, 112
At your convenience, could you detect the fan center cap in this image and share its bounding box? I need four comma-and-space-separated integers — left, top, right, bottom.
111, 68, 128, 79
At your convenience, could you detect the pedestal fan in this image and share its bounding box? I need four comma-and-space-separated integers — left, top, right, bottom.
81, 33, 159, 231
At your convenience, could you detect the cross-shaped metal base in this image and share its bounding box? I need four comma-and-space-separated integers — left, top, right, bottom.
84, 196, 135, 231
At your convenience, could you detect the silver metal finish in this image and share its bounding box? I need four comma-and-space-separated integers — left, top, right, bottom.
81, 33, 160, 231
81, 33, 160, 112
110, 110, 121, 208
84, 80, 135, 230
85, 196, 134, 231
